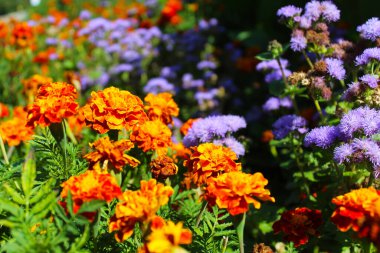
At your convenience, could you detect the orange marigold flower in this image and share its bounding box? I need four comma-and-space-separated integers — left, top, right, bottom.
60, 170, 122, 218
170, 142, 191, 161
138, 216, 192, 253
273, 207, 322, 247
84, 136, 139, 172
109, 179, 174, 242
150, 155, 178, 180
0, 107, 34, 146
261, 130, 274, 143
81, 87, 147, 134
22, 74, 53, 98
0, 22, 8, 40
331, 187, 380, 232
180, 118, 199, 136
130, 120, 172, 152
204, 171, 275, 216
144, 93, 179, 125
183, 143, 241, 186
0, 103, 9, 118
67, 109, 86, 138
10, 22, 34, 48
26, 82, 79, 128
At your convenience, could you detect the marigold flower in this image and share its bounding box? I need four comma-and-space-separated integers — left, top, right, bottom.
204, 171, 275, 216
180, 118, 199, 136
22, 74, 53, 99
0, 22, 8, 41
84, 136, 139, 172
81, 87, 147, 134
150, 155, 178, 180
26, 82, 79, 127
10, 22, 34, 48
109, 179, 174, 242
138, 216, 192, 253
144, 93, 179, 125
261, 130, 274, 143
273, 207, 322, 247
130, 120, 172, 152
0, 103, 9, 118
331, 187, 380, 232
67, 109, 86, 138
60, 170, 122, 217
183, 143, 241, 186
170, 142, 191, 161
0, 107, 34, 146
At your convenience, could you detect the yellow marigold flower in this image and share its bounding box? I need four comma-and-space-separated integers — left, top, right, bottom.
150, 155, 178, 180
331, 187, 380, 232
81, 87, 148, 134
84, 136, 139, 172
204, 171, 275, 216
60, 170, 122, 219
144, 93, 179, 125
26, 82, 79, 127
0, 107, 34, 146
138, 216, 192, 253
109, 179, 174, 242
130, 120, 172, 152
183, 143, 241, 186
22, 74, 53, 99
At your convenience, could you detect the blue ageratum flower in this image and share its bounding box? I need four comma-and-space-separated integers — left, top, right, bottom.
355, 47, 380, 66
277, 5, 302, 18
272, 115, 308, 139
325, 58, 345, 80
357, 17, 380, 41
304, 126, 342, 149
143, 77, 175, 94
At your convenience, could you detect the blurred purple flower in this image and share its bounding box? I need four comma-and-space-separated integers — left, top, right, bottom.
277, 5, 302, 18
272, 115, 308, 139
143, 77, 175, 94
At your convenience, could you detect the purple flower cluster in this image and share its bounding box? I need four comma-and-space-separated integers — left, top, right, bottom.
325, 58, 345, 80
304, 1, 340, 22
183, 115, 247, 156
272, 115, 308, 139
277, 5, 302, 18
290, 30, 307, 52
262, 97, 293, 112
360, 74, 379, 89
143, 77, 175, 94
357, 17, 380, 41
304, 126, 342, 149
256, 59, 291, 83
355, 47, 380, 65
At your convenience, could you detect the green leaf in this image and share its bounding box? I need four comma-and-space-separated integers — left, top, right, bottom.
3, 184, 25, 205
66, 190, 74, 216
0, 197, 21, 216
31, 192, 56, 219
255, 52, 274, 61
77, 200, 105, 214
21, 153, 36, 198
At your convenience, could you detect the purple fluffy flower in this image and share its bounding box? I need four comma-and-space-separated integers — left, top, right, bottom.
339, 107, 380, 138
263, 97, 293, 112
183, 115, 247, 147
334, 143, 354, 164
110, 64, 134, 74
257, 59, 292, 83
325, 58, 345, 80
272, 115, 308, 139
355, 47, 380, 65
360, 74, 379, 89
304, 125, 341, 148
197, 60, 217, 70
352, 138, 380, 167
304, 1, 340, 22
290, 30, 307, 52
143, 77, 175, 94
213, 137, 245, 157
357, 17, 380, 41
277, 5, 302, 18
342, 82, 361, 101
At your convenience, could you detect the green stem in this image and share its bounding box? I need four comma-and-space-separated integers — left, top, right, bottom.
313, 99, 324, 121
0, 134, 9, 165
221, 236, 229, 253
291, 134, 310, 196
195, 201, 208, 227
235, 213, 246, 253
302, 50, 314, 70
63, 119, 77, 145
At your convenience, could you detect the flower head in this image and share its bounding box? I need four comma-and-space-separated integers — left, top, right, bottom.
273, 207, 322, 247
360, 74, 379, 89
26, 82, 79, 128
183, 143, 241, 186
325, 58, 345, 80
0, 107, 34, 146
60, 170, 122, 217
130, 120, 172, 152
355, 47, 380, 66
304, 126, 341, 149
10, 22, 34, 48
138, 216, 192, 253
144, 93, 179, 125
357, 17, 380, 41
144, 77, 175, 94
150, 155, 178, 180
22, 75, 53, 99
290, 30, 307, 52
81, 87, 147, 134
109, 179, 173, 242
277, 5, 302, 18
272, 115, 308, 139
84, 136, 139, 172
204, 171, 275, 216
180, 118, 200, 136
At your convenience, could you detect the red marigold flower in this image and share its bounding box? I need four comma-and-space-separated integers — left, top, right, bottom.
109, 179, 174, 242
60, 170, 122, 220
130, 120, 172, 152
138, 216, 192, 253
81, 87, 148, 134
26, 82, 79, 127
0, 103, 9, 118
204, 171, 275, 216
10, 22, 34, 48
273, 207, 322, 247
331, 187, 380, 233
144, 92, 179, 125
0, 107, 34, 146
84, 136, 139, 172
183, 143, 241, 186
